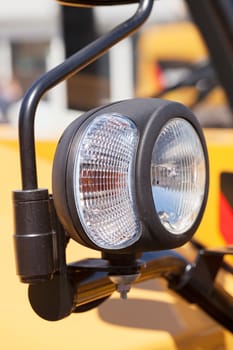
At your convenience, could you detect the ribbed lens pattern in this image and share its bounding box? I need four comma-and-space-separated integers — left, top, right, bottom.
151, 118, 206, 234
74, 114, 141, 249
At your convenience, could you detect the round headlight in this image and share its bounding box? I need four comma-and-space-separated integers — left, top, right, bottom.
151, 118, 206, 235
52, 98, 208, 252
73, 114, 141, 249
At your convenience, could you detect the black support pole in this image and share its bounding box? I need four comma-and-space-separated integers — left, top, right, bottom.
185, 0, 233, 113
18, 0, 154, 190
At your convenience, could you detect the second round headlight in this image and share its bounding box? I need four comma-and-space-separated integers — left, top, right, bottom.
151, 117, 206, 235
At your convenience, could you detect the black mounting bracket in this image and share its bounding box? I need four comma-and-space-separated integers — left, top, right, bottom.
170, 247, 233, 332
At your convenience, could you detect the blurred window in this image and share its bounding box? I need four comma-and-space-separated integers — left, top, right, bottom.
61, 6, 110, 111
12, 41, 49, 93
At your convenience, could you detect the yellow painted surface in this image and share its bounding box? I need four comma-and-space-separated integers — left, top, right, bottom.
196, 129, 233, 247
136, 21, 227, 107
137, 22, 207, 97
1, 124, 233, 349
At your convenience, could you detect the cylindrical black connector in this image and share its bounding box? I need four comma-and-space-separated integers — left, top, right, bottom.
13, 188, 56, 283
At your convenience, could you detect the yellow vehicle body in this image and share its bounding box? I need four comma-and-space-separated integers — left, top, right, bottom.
1, 123, 233, 349
136, 21, 226, 108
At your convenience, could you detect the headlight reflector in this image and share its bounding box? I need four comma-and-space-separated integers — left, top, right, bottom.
151, 118, 206, 234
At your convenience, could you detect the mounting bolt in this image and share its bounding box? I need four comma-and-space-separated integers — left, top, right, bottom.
109, 273, 140, 299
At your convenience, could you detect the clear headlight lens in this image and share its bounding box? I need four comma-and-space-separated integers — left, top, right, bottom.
73, 114, 141, 249
151, 118, 206, 234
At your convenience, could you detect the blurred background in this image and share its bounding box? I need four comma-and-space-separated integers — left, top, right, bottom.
0, 0, 231, 129
1, 1, 233, 349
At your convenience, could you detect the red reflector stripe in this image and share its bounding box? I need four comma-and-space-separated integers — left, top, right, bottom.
219, 192, 233, 244
154, 64, 165, 91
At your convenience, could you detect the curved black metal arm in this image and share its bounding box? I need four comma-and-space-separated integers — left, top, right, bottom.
19, 0, 154, 190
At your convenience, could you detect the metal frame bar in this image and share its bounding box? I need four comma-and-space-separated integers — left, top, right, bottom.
185, 0, 233, 112
170, 248, 233, 332
18, 0, 154, 190
71, 249, 233, 333
28, 250, 188, 320
70, 251, 188, 307
27, 249, 233, 332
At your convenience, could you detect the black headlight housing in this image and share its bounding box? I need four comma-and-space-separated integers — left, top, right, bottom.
52, 98, 209, 254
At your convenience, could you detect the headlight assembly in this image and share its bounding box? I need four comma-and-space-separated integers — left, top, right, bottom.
52, 98, 209, 253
